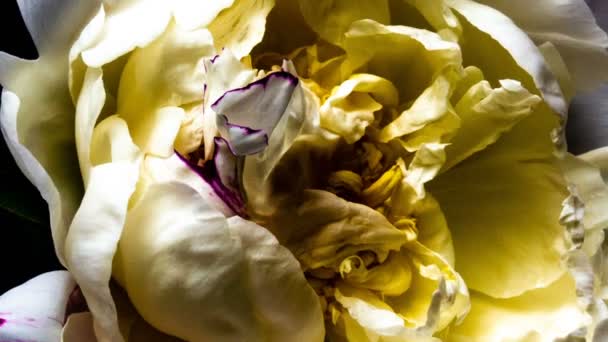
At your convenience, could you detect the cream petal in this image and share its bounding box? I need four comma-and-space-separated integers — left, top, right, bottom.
0, 271, 76, 342
477, 0, 608, 93
114, 182, 325, 342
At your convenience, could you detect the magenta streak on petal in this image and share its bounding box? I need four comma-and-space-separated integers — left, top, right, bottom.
0, 317, 6, 327
176, 150, 246, 217
210, 71, 298, 109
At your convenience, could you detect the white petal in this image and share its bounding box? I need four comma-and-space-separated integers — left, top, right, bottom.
114, 182, 325, 341
17, 0, 101, 55
0, 271, 76, 342
447, 0, 568, 115
477, 0, 608, 93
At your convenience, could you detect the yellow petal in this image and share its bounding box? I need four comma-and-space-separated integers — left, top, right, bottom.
450, 274, 590, 342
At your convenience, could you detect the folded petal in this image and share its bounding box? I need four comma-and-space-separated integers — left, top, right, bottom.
450, 274, 590, 341
477, 0, 608, 93
113, 182, 324, 341
0, 271, 76, 342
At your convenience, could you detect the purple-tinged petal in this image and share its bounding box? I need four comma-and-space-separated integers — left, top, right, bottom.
217, 115, 268, 156
176, 148, 246, 217
211, 71, 299, 137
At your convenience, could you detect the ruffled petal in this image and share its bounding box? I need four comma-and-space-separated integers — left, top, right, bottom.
342, 19, 462, 102
477, 0, 608, 93
443, 78, 541, 170
447, 0, 567, 115
113, 182, 324, 341
450, 274, 591, 341
321, 73, 398, 143
0, 271, 76, 342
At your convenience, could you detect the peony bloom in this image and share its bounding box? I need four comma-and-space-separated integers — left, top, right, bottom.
1, 0, 608, 341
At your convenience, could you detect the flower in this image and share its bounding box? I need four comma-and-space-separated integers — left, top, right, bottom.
1, 0, 608, 341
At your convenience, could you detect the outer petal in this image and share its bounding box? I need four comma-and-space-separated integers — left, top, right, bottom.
113, 182, 325, 342
449, 274, 590, 341
17, 0, 100, 55
447, 0, 567, 116
477, 0, 608, 93
0, 271, 76, 342
0, 2, 100, 266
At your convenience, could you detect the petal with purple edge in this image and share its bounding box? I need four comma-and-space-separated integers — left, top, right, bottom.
211, 71, 299, 138
217, 115, 269, 156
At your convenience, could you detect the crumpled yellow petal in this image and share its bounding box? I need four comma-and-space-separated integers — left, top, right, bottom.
443, 78, 541, 171
321, 74, 398, 143
342, 19, 462, 102
449, 274, 591, 341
